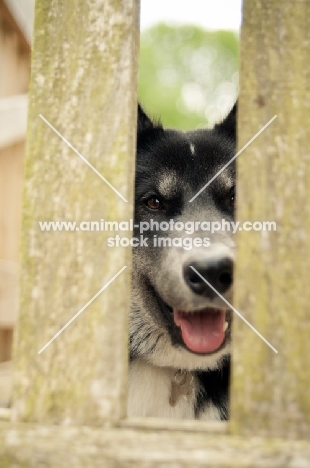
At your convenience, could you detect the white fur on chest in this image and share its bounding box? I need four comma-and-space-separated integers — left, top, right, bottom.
128, 359, 221, 421
128, 359, 195, 419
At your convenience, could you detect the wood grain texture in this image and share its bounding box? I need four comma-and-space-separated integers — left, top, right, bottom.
230, 0, 310, 438
0, 422, 310, 467
12, 0, 139, 425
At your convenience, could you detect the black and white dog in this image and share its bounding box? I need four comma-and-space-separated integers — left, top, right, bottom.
128, 103, 236, 420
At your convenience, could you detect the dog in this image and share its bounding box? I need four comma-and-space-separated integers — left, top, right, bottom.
128, 102, 236, 420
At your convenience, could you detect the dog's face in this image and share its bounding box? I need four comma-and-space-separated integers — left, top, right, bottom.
130, 104, 236, 371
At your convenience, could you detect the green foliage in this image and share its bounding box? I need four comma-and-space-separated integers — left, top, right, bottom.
139, 24, 239, 130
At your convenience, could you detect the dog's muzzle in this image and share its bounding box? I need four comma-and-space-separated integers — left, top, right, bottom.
171, 255, 233, 355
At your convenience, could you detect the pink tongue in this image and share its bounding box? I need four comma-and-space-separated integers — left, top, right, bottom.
173, 309, 226, 354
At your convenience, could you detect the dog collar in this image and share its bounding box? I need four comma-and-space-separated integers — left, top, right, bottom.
169, 370, 194, 407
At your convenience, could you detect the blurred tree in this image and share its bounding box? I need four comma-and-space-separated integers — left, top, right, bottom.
139, 24, 238, 130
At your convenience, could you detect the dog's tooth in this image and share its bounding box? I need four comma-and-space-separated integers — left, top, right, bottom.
223, 321, 228, 331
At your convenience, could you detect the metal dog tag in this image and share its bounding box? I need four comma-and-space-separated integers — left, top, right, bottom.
169, 370, 194, 407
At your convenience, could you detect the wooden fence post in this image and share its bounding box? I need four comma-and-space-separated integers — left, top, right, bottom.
231, 0, 310, 438
11, 0, 139, 425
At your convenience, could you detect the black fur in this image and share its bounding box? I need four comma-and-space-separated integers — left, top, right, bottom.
128, 102, 236, 420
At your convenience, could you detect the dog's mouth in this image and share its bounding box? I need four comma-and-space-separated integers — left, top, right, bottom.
173, 308, 228, 354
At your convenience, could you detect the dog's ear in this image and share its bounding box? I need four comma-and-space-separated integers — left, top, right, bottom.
214, 102, 237, 139
138, 104, 162, 134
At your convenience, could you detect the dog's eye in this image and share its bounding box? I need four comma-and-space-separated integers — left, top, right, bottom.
230, 193, 236, 208
145, 196, 163, 211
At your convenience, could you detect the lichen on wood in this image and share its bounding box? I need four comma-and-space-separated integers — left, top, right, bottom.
1, 421, 310, 467
230, 0, 310, 439
12, 0, 139, 425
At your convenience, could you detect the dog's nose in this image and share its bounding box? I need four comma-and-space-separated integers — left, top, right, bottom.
183, 258, 233, 297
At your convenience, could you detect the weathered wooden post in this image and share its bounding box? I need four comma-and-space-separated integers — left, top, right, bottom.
231, 0, 310, 439
12, 0, 139, 425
